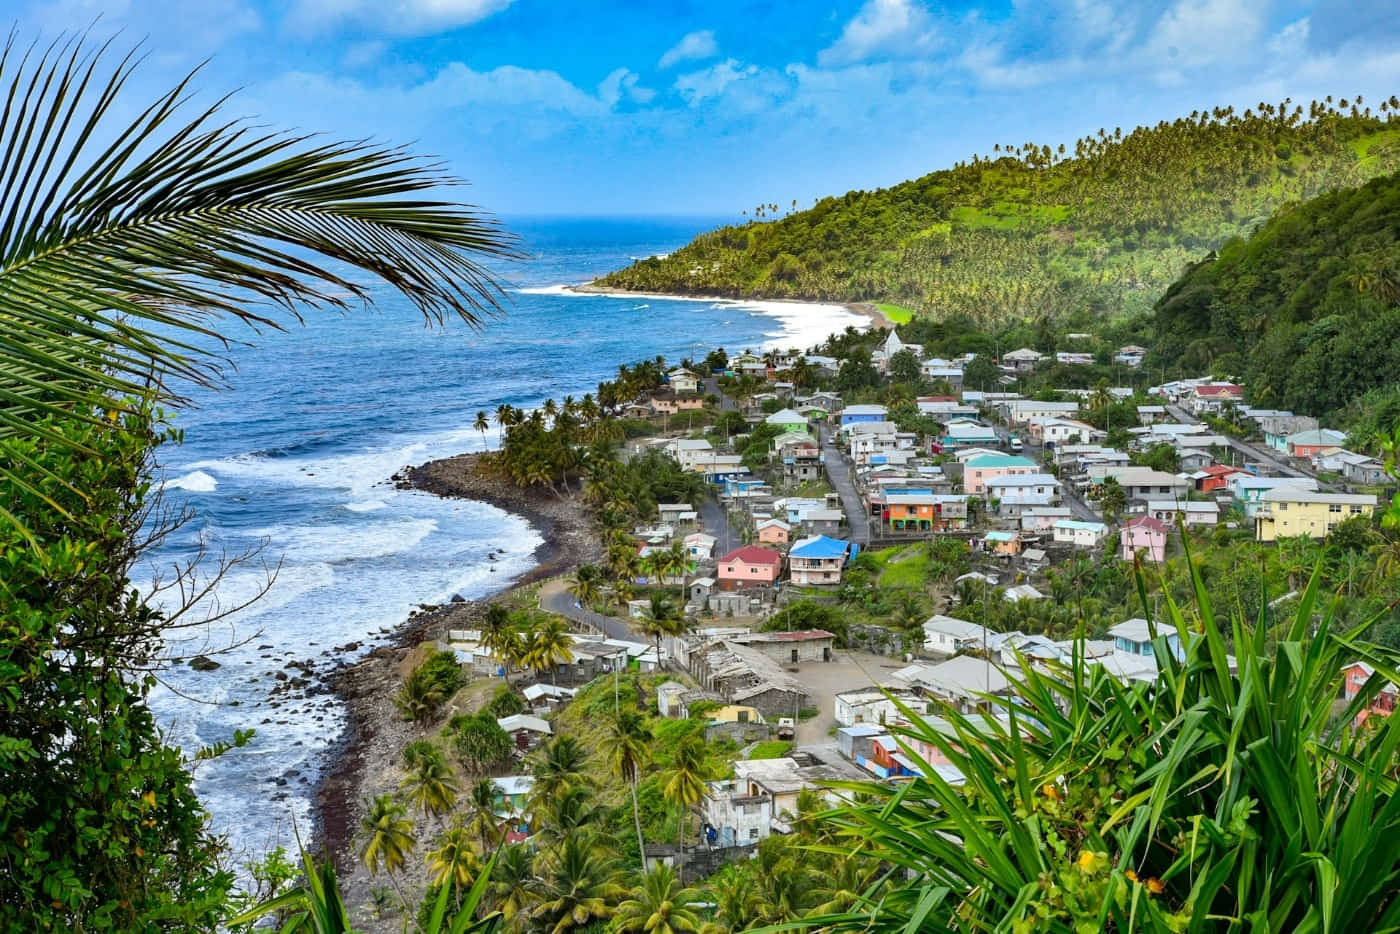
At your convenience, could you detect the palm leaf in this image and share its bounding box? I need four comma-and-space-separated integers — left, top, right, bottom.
0, 32, 520, 531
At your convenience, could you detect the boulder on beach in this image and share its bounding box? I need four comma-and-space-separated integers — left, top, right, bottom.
188, 655, 221, 671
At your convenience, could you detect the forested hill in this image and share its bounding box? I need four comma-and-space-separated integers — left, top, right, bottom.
1152, 168, 1400, 428
597, 99, 1400, 322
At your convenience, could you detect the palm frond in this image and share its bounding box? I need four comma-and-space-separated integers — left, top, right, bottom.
0, 31, 520, 525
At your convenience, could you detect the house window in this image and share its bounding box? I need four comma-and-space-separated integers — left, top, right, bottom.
1329, 504, 1342, 514
1278, 503, 1287, 511
1351, 505, 1365, 514
749, 828, 760, 839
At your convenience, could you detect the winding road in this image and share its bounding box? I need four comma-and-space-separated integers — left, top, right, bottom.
820, 425, 871, 546
539, 580, 645, 644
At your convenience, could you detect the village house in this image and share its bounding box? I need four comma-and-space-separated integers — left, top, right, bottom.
729, 629, 836, 665
1189, 383, 1243, 415
716, 545, 784, 590
879, 491, 969, 532
1229, 475, 1318, 517
1254, 490, 1379, 542
658, 503, 697, 529
962, 453, 1039, 495
764, 408, 809, 433
684, 532, 716, 560
922, 364, 965, 389
1019, 506, 1074, 531
1054, 351, 1095, 365
1342, 662, 1398, 724
839, 403, 888, 427
1028, 417, 1102, 446
834, 686, 929, 727
1115, 345, 1148, 367
918, 398, 978, 418
1146, 500, 1219, 527
1136, 404, 1167, 424
1085, 465, 1190, 503
798, 506, 845, 537
1120, 516, 1168, 563
892, 655, 1014, 714
1002, 398, 1080, 424
787, 535, 850, 585
872, 330, 923, 369
1175, 449, 1214, 472
497, 714, 552, 750
730, 354, 770, 379
922, 615, 998, 657
1284, 428, 1348, 460
665, 437, 714, 471
977, 530, 1019, 556
1001, 347, 1044, 372
1109, 618, 1183, 663
796, 390, 843, 411
1257, 414, 1318, 451
1053, 519, 1111, 549
755, 518, 791, 546
667, 368, 700, 394
649, 393, 705, 416
691, 640, 811, 719
941, 418, 999, 448
706, 754, 862, 845
1190, 464, 1247, 493
985, 473, 1061, 517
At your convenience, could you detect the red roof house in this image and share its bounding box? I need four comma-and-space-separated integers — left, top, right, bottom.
1193, 464, 1246, 492
716, 545, 783, 590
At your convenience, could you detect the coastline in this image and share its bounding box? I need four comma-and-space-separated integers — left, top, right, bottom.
311, 451, 599, 913
558, 282, 893, 335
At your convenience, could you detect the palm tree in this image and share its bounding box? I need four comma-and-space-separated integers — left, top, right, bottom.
662, 540, 690, 603
530, 734, 591, 805
401, 746, 458, 822
637, 593, 679, 673
524, 616, 574, 686
566, 564, 602, 608
612, 864, 702, 934
479, 603, 517, 675
662, 736, 711, 881
474, 411, 491, 449
608, 709, 653, 859
425, 823, 481, 889
529, 835, 626, 934
0, 37, 518, 517
535, 784, 606, 844
487, 845, 534, 923
359, 795, 416, 877
464, 778, 504, 850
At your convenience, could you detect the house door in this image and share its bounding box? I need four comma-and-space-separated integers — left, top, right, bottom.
791, 649, 799, 664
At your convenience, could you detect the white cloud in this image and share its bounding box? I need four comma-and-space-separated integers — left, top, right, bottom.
598, 68, 657, 108
673, 59, 758, 105
341, 40, 388, 68
658, 30, 718, 69
1144, 0, 1265, 68
286, 0, 516, 36
818, 0, 938, 67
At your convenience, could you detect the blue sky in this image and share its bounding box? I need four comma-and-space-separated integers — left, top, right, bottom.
17, 0, 1400, 217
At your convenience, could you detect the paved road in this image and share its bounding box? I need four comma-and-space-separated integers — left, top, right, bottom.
698, 494, 738, 558
820, 425, 871, 546
1164, 404, 1340, 491
703, 377, 736, 411
539, 580, 646, 644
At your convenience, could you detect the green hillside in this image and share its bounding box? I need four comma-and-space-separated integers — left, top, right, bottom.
598, 98, 1400, 322
1152, 168, 1400, 423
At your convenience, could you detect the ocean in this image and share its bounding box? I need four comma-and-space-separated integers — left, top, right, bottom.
144, 215, 868, 866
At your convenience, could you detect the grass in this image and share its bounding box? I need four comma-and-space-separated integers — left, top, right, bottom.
748, 740, 794, 760
874, 302, 914, 324
872, 544, 931, 590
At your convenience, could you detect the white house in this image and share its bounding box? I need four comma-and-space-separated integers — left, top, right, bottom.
922, 615, 997, 657
834, 687, 929, 727
1146, 500, 1220, 527
1052, 520, 1111, 548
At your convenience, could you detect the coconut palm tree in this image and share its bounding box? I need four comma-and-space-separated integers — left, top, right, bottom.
530, 734, 591, 805
662, 540, 690, 603
535, 784, 606, 844
567, 564, 603, 608
524, 616, 574, 686
0, 37, 518, 520
464, 778, 504, 851
529, 835, 626, 934
359, 795, 416, 877
426, 823, 481, 889
479, 604, 517, 675
474, 411, 491, 449
612, 863, 702, 934
662, 736, 711, 881
637, 593, 679, 672
487, 845, 534, 923
401, 746, 459, 822
608, 709, 652, 858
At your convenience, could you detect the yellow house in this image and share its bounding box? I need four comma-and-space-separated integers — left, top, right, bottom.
1254, 489, 1378, 542
710, 705, 764, 724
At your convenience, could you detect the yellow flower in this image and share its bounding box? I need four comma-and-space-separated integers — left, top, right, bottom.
1146, 877, 1165, 896
1125, 869, 1138, 882
1077, 850, 1106, 874
142, 790, 156, 808
1041, 783, 1059, 800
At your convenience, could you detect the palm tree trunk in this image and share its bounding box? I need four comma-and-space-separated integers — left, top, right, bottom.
630, 776, 646, 865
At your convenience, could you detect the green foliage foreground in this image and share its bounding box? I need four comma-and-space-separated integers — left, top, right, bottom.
812, 551, 1400, 933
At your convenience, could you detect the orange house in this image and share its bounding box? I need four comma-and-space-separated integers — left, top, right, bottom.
755, 519, 791, 545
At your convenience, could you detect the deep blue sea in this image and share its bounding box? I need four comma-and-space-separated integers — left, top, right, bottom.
144, 216, 867, 865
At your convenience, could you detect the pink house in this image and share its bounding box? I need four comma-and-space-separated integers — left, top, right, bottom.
717, 545, 783, 590
1343, 662, 1398, 725
962, 454, 1038, 495
1120, 516, 1168, 564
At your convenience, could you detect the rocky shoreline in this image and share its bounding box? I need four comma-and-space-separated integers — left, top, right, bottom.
309, 451, 599, 920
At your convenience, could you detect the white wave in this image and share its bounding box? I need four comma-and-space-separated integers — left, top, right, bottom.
344, 499, 388, 513
166, 469, 218, 492
256, 517, 440, 564
514, 283, 578, 295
